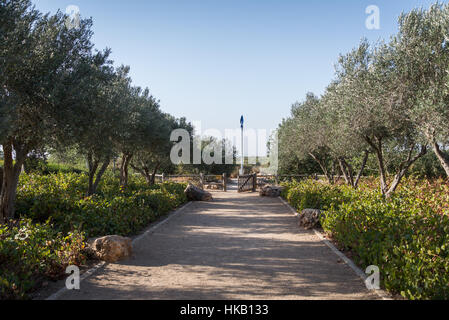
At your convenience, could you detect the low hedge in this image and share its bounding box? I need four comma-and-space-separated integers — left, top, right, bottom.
281, 179, 351, 212
282, 179, 449, 300
15, 173, 188, 237
0, 220, 85, 299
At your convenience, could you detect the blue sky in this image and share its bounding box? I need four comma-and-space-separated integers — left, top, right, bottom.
33, 0, 441, 152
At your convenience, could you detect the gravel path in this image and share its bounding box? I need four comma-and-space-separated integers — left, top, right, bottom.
55, 188, 379, 300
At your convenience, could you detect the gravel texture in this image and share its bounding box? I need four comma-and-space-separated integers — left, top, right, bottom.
54, 187, 379, 300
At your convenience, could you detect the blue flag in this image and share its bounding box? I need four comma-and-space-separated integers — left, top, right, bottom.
240, 115, 244, 129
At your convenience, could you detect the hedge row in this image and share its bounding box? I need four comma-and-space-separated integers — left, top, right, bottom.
0, 220, 85, 299
15, 173, 187, 237
281, 179, 449, 300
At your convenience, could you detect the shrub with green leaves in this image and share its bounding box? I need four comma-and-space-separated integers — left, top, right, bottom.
0, 219, 86, 300
282, 179, 449, 300
15, 173, 188, 237
1, 172, 188, 299
281, 179, 351, 212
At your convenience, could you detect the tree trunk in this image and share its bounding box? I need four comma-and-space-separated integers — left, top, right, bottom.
86, 153, 99, 197
308, 153, 334, 184
119, 153, 133, 188
365, 136, 388, 195
0, 140, 26, 223
86, 154, 110, 196
150, 163, 161, 186
343, 159, 354, 186
430, 140, 449, 178
338, 157, 354, 187
338, 151, 369, 189
331, 160, 340, 183
143, 168, 151, 185
131, 163, 152, 185
92, 160, 110, 194
366, 134, 427, 197
353, 150, 369, 189
0, 167, 3, 193
384, 145, 427, 198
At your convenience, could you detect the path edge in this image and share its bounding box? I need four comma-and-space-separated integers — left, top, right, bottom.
45, 201, 193, 301
277, 196, 392, 301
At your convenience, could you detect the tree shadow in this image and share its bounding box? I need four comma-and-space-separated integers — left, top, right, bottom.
59, 192, 377, 300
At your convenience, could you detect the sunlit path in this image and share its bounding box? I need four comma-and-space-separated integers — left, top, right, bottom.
55, 191, 379, 300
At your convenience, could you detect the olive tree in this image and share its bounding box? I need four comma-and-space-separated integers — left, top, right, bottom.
51, 47, 131, 196
116, 86, 163, 187
279, 93, 337, 183
131, 114, 186, 185
180, 136, 236, 175
336, 40, 427, 197
393, 3, 449, 177
0, 1, 94, 221
321, 81, 370, 188
70, 57, 129, 196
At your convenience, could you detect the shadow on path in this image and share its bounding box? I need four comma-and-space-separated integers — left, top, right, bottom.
57, 191, 379, 300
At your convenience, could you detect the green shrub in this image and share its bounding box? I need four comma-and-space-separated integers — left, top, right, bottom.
2, 172, 188, 299
23, 158, 84, 175
16, 173, 87, 223
281, 179, 351, 212
15, 173, 188, 238
282, 179, 449, 300
0, 219, 86, 300
67, 195, 157, 237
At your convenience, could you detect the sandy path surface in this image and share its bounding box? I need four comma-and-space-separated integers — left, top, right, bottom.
55, 187, 379, 300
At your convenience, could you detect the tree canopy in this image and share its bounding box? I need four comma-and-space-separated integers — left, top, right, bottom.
0, 0, 194, 222
278, 2, 449, 196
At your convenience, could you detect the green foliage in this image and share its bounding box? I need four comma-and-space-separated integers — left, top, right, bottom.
282, 179, 449, 300
131, 115, 195, 182
409, 152, 448, 179
281, 179, 350, 213
1, 0, 189, 221
179, 136, 237, 176
278, 155, 322, 176
0, 172, 187, 299
0, 219, 86, 300
24, 159, 84, 176
15, 172, 188, 238
277, 3, 449, 195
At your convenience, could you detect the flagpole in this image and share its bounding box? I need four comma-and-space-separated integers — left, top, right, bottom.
240, 116, 244, 175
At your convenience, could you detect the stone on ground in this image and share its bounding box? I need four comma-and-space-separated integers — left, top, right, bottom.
259, 185, 284, 197
90, 235, 133, 263
185, 183, 213, 201
299, 209, 322, 230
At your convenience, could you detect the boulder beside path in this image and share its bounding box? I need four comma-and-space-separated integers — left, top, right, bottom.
259, 185, 284, 197
298, 209, 322, 230
184, 183, 213, 201
90, 235, 133, 263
